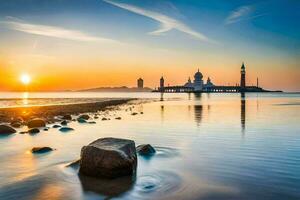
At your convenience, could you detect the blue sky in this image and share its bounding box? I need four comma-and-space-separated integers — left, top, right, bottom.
0, 0, 299, 91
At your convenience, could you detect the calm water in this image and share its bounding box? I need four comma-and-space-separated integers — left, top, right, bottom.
0, 92, 300, 200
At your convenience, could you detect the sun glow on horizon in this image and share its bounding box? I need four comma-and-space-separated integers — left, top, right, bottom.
20, 74, 31, 85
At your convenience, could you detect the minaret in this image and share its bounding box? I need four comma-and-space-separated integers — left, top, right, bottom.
240, 62, 246, 90
160, 76, 164, 92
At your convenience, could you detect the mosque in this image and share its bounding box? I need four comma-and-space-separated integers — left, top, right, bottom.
156, 63, 272, 93
183, 69, 214, 91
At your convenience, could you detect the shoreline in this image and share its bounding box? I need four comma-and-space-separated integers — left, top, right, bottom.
0, 98, 134, 123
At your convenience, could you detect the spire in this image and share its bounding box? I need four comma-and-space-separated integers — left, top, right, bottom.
241, 62, 245, 69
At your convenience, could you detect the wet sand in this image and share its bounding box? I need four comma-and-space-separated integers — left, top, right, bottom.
0, 98, 134, 123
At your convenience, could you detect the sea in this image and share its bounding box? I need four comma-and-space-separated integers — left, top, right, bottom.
0, 92, 299, 200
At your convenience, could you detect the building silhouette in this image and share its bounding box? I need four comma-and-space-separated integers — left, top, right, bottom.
159, 76, 164, 92
154, 62, 275, 93
137, 78, 143, 89
240, 62, 246, 90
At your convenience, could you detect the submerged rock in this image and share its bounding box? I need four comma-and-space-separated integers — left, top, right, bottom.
31, 147, 53, 153
28, 128, 40, 134
137, 144, 156, 156
79, 137, 137, 179
59, 127, 74, 132
27, 118, 46, 128
0, 125, 16, 134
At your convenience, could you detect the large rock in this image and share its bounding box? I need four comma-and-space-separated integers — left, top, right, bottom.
0, 125, 16, 134
27, 118, 46, 128
79, 138, 137, 179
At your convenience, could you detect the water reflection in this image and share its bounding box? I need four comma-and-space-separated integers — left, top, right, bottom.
160, 93, 164, 101
79, 174, 135, 198
193, 93, 203, 127
22, 92, 29, 106
241, 93, 246, 134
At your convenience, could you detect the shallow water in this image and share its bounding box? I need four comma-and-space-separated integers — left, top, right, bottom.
0, 92, 300, 200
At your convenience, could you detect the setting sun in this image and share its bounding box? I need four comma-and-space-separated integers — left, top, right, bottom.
20, 74, 31, 85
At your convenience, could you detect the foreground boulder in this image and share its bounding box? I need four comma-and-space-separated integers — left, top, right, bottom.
31, 147, 53, 153
137, 144, 156, 156
27, 118, 46, 128
0, 125, 16, 134
79, 137, 137, 179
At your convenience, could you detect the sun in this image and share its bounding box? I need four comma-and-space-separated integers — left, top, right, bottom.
20, 74, 31, 85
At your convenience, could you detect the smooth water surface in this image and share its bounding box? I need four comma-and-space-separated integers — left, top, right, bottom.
0, 92, 300, 200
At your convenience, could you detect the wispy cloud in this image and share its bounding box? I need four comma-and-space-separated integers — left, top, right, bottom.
225, 6, 253, 25
1, 18, 119, 43
103, 0, 213, 43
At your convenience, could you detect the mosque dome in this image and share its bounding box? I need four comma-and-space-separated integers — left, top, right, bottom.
194, 69, 203, 80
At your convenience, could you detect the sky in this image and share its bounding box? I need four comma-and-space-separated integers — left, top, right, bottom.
0, 0, 299, 92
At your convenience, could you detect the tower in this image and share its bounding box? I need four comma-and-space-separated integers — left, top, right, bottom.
137, 78, 143, 88
240, 62, 246, 89
193, 69, 204, 91
160, 76, 164, 92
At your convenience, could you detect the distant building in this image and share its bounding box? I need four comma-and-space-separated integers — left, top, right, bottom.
159, 76, 164, 91
240, 62, 246, 89
154, 62, 273, 93
183, 69, 214, 91
137, 78, 143, 88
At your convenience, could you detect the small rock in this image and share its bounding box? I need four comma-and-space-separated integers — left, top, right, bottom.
88, 121, 96, 124
131, 112, 138, 116
27, 118, 46, 128
44, 128, 49, 131
79, 137, 137, 178
140, 112, 143, 114
115, 117, 122, 120
28, 128, 40, 134
101, 117, 108, 121
77, 118, 87, 123
61, 120, 68, 126
19, 131, 28, 134
94, 116, 99, 119
137, 144, 156, 156
31, 147, 53, 153
79, 114, 90, 120
53, 124, 61, 128
0, 125, 16, 134
62, 114, 72, 120
11, 121, 22, 128
59, 127, 74, 132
